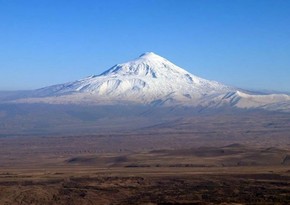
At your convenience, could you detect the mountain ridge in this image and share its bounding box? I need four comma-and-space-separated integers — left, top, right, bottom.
5, 52, 290, 112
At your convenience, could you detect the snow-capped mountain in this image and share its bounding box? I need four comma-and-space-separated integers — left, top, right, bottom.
12, 52, 290, 112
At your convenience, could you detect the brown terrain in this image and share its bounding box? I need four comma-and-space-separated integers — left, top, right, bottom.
0, 112, 290, 204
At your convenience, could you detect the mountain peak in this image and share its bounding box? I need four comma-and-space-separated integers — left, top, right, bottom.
21, 52, 236, 106
139, 52, 159, 58
138, 52, 166, 61
101, 52, 181, 77
10, 52, 290, 112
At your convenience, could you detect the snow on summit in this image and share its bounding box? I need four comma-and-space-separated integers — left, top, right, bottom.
13, 52, 290, 111
32, 52, 233, 103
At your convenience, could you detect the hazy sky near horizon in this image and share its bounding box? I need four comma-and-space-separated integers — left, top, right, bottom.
0, 0, 290, 92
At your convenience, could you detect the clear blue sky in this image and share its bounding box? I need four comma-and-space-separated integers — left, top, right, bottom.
0, 0, 290, 92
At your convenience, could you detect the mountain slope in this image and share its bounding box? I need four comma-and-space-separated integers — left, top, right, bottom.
203, 91, 290, 110
10, 52, 290, 112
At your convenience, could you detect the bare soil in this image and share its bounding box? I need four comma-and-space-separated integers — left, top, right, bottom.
1, 112, 290, 204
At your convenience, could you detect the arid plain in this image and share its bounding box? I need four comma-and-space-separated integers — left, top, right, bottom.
0, 109, 290, 204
